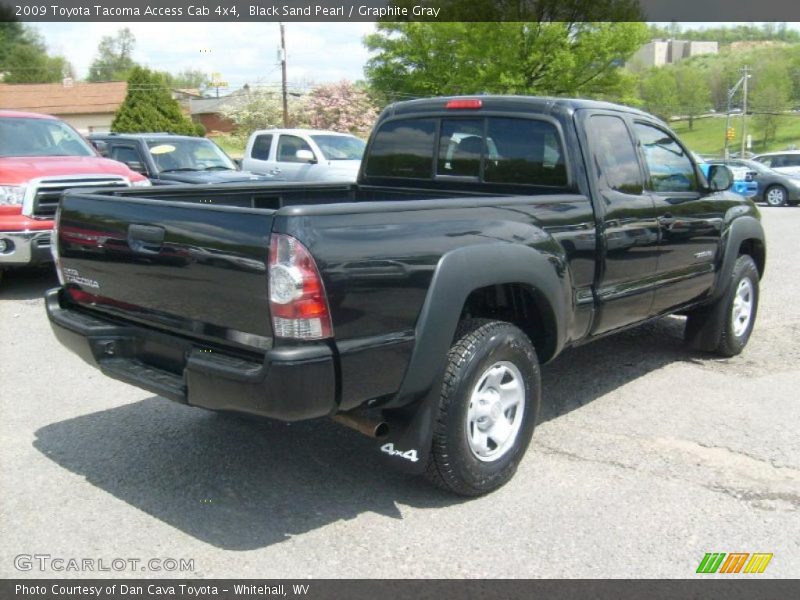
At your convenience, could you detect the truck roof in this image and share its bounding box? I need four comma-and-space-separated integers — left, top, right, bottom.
0, 109, 58, 120
383, 95, 656, 121
87, 133, 199, 141
249, 128, 358, 137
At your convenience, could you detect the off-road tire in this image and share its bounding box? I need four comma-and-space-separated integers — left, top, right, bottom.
425, 319, 540, 496
685, 255, 759, 357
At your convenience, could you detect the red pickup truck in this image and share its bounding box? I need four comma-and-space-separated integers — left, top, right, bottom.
0, 110, 150, 283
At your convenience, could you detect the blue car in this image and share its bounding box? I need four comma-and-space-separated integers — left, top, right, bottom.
697, 160, 757, 198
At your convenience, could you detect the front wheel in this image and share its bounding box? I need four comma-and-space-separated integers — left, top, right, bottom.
765, 185, 788, 207
425, 319, 540, 496
685, 255, 759, 357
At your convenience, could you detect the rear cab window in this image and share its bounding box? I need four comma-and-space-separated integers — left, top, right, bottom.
365, 116, 568, 188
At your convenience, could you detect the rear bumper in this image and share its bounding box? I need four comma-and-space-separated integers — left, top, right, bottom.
0, 229, 53, 266
45, 288, 336, 421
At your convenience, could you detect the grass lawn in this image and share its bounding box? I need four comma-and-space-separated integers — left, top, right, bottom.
671, 114, 800, 157
212, 134, 246, 159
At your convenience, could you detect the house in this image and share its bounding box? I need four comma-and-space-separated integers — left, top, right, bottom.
189, 86, 252, 134
0, 80, 127, 134
628, 39, 719, 69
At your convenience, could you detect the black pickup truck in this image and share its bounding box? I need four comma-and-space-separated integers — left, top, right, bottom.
46, 96, 766, 496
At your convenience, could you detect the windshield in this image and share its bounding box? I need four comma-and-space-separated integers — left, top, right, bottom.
310, 135, 366, 160
0, 117, 95, 158
146, 138, 235, 173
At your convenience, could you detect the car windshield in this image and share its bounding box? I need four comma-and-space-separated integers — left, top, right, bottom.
0, 117, 95, 158
310, 135, 366, 160
146, 138, 235, 173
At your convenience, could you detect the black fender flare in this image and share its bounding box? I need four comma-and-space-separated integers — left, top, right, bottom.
377, 242, 569, 474
712, 215, 765, 300
686, 215, 765, 352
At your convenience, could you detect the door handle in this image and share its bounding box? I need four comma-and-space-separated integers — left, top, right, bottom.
269, 168, 282, 175
128, 224, 165, 254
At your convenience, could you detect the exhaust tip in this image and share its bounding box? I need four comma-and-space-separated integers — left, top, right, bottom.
374, 422, 390, 439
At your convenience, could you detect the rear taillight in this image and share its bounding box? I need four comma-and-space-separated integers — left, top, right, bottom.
268, 233, 333, 340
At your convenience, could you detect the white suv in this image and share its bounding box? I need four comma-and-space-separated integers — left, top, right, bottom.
752, 151, 800, 177
242, 129, 366, 183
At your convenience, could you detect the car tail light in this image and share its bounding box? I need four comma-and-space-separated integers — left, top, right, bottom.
269, 233, 333, 340
446, 99, 483, 109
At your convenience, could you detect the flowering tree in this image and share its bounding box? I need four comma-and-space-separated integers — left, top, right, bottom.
303, 80, 379, 137
220, 90, 287, 138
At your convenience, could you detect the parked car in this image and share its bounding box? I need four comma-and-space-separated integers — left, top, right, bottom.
708, 158, 800, 207
88, 133, 276, 185
752, 150, 800, 177
0, 110, 149, 285
242, 129, 366, 182
47, 96, 764, 496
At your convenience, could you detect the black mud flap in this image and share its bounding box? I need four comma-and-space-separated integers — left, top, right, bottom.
375, 380, 442, 475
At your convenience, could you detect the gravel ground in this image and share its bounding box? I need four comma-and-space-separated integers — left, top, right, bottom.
1, 206, 798, 579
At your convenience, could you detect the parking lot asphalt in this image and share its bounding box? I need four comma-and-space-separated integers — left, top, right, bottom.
1, 206, 798, 579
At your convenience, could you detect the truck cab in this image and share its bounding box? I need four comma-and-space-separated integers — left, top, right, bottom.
242, 128, 366, 183
0, 110, 149, 281
89, 133, 276, 186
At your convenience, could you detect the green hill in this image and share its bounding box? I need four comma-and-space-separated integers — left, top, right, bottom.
670, 114, 800, 156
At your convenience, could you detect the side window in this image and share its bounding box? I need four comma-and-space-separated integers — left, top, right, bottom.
484, 118, 567, 186
785, 155, 800, 167
634, 122, 697, 192
586, 115, 643, 195
276, 135, 313, 163
251, 134, 273, 161
110, 145, 144, 167
365, 118, 436, 179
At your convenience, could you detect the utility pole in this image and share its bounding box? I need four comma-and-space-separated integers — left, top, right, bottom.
740, 65, 750, 157
280, 23, 289, 127
723, 66, 751, 160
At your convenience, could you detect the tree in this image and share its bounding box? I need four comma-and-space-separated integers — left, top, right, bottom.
112, 67, 203, 136
87, 27, 138, 82
674, 64, 710, 130
163, 69, 210, 90
220, 89, 306, 137
364, 21, 648, 103
749, 57, 792, 148
638, 67, 679, 122
301, 81, 379, 136
1, 22, 72, 83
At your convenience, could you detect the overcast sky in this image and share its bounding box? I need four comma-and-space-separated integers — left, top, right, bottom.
34, 22, 377, 91
33, 22, 800, 92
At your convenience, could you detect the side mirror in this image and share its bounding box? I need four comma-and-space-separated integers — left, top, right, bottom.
92, 140, 109, 156
707, 164, 733, 192
295, 149, 317, 163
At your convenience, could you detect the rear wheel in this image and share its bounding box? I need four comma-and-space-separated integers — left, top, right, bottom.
425, 319, 540, 496
765, 185, 788, 207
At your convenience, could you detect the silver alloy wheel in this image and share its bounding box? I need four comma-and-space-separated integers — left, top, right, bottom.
466, 361, 525, 462
766, 187, 786, 206
731, 278, 754, 338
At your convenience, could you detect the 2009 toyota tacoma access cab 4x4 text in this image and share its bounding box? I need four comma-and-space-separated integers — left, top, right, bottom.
46, 96, 766, 496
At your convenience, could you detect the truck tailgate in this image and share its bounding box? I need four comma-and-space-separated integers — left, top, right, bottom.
56, 192, 274, 350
